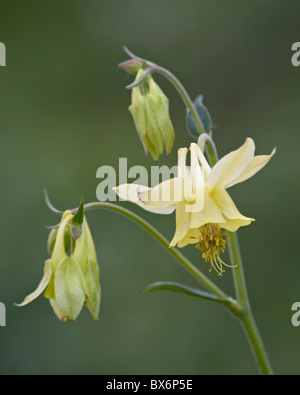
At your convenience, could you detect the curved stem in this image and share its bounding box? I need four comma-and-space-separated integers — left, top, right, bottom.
80, 202, 230, 302
197, 133, 219, 165
152, 64, 273, 374
151, 65, 219, 168
151, 65, 205, 135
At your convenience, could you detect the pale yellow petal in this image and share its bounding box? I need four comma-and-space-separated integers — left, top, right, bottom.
177, 228, 200, 248
14, 259, 52, 307
189, 187, 225, 228
212, 188, 253, 222
207, 138, 255, 190
113, 184, 175, 214
51, 212, 73, 265
192, 143, 211, 179
226, 147, 276, 188
218, 216, 254, 232
114, 183, 150, 202
139, 178, 183, 206
138, 173, 202, 215
187, 143, 204, 212
177, 147, 188, 177
169, 202, 191, 247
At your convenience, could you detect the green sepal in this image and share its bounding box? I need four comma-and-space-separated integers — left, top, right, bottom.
149, 83, 174, 155
129, 93, 148, 154
82, 257, 101, 320
72, 217, 97, 271
49, 298, 69, 322
14, 260, 53, 307
43, 261, 56, 300
186, 95, 213, 139
144, 94, 164, 160
72, 198, 84, 225
71, 198, 84, 240
125, 68, 152, 89
54, 256, 86, 320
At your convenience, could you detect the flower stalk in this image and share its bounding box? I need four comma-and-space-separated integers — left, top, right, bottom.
77, 202, 230, 303
154, 63, 273, 374
150, 64, 206, 135
65, 197, 272, 374
227, 231, 273, 375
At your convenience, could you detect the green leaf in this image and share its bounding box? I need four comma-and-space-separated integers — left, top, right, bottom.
82, 258, 101, 320
186, 95, 213, 139
54, 256, 85, 320
140, 281, 231, 305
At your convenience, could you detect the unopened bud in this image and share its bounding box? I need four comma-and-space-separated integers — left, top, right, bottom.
129, 70, 175, 161
118, 58, 144, 74
16, 210, 101, 322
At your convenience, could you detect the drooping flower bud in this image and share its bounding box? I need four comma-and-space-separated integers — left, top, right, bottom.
118, 58, 144, 74
186, 95, 213, 139
15, 210, 101, 322
129, 70, 175, 161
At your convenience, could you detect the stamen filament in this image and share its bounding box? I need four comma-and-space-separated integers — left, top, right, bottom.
195, 223, 236, 275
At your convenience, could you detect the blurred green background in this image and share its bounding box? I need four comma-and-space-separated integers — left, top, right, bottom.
0, 0, 299, 375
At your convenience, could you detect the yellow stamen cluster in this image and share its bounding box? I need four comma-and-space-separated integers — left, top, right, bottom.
195, 224, 233, 275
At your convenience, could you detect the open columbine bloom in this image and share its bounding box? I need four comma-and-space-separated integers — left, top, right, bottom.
114, 138, 275, 275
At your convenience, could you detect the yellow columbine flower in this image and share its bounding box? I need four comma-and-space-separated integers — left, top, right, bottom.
114, 138, 275, 275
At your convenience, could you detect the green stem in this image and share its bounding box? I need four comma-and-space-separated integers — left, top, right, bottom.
151, 65, 218, 165
151, 65, 205, 135
81, 202, 229, 302
197, 133, 219, 166
203, 132, 272, 374
153, 65, 273, 374
228, 231, 273, 375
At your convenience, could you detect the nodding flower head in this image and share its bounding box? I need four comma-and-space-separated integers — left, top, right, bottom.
114, 138, 276, 275
15, 210, 101, 321
129, 69, 175, 161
